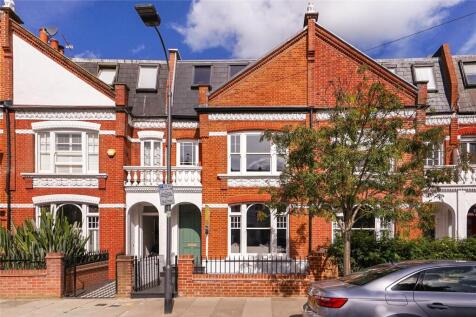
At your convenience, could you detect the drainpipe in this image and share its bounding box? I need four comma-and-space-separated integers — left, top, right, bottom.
2, 100, 12, 231
308, 108, 313, 255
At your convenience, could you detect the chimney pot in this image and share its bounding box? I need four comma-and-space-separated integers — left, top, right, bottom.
50, 38, 59, 51
39, 28, 48, 44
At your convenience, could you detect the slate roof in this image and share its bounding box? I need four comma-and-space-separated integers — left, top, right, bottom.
74, 53, 476, 117
74, 58, 253, 118
452, 55, 476, 113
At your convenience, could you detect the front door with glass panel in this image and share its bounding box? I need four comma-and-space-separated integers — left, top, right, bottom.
142, 215, 159, 256
178, 205, 201, 263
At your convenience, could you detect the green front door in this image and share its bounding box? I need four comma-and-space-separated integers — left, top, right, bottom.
178, 204, 201, 263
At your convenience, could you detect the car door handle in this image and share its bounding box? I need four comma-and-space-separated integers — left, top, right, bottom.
427, 303, 448, 310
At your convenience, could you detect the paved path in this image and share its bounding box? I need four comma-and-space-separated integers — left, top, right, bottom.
0, 297, 306, 317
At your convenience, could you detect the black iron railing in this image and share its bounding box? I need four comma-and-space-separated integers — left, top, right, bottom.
64, 250, 109, 297
133, 255, 178, 294
193, 256, 308, 275
0, 258, 46, 270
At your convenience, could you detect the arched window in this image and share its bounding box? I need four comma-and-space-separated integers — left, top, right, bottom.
35, 203, 99, 251
229, 203, 288, 255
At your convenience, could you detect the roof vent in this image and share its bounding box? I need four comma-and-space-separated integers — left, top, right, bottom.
2, 0, 15, 11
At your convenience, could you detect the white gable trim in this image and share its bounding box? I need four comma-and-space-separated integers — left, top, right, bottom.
32, 121, 101, 131
32, 194, 100, 205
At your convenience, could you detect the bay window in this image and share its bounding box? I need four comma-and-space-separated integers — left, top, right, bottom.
36, 131, 99, 174
229, 203, 288, 255
36, 203, 99, 251
228, 132, 284, 174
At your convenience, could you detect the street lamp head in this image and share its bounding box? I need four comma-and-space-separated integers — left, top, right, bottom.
135, 3, 161, 27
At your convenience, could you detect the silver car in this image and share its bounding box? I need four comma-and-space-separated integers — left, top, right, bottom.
303, 260, 476, 317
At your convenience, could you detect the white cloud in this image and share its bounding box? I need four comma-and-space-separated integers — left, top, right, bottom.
459, 31, 476, 54
175, 0, 462, 58
131, 44, 146, 55
74, 50, 100, 59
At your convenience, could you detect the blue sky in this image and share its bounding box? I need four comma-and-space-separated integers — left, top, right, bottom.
13, 0, 476, 61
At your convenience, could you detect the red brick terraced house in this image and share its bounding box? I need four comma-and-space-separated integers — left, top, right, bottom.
1, 6, 476, 280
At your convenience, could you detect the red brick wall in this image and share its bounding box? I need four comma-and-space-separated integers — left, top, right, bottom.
116, 255, 134, 297
0, 252, 64, 299
64, 260, 108, 294
177, 255, 338, 297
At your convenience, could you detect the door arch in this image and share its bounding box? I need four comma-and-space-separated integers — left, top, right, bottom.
468, 205, 476, 238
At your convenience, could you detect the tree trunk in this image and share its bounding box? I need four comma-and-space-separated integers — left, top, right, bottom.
343, 229, 352, 276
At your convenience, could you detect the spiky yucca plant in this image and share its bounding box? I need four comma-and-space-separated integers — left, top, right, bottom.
0, 211, 88, 260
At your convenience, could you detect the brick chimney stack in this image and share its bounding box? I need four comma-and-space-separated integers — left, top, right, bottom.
303, 1, 319, 26
39, 28, 48, 44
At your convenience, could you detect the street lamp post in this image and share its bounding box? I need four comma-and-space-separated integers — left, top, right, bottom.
135, 4, 174, 314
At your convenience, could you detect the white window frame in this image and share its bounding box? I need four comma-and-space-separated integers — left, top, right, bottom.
35, 130, 99, 174
425, 142, 444, 167
227, 203, 289, 256
137, 65, 158, 90
413, 65, 437, 91
176, 140, 199, 166
35, 203, 100, 251
97, 66, 117, 85
227, 132, 283, 175
331, 216, 394, 242
460, 137, 476, 165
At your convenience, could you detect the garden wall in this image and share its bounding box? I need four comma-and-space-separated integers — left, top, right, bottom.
0, 253, 64, 299
177, 255, 338, 297
64, 260, 109, 295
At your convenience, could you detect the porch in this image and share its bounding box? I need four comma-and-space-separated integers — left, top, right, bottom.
424, 165, 476, 239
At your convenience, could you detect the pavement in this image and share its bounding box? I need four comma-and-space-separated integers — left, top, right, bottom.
0, 297, 306, 317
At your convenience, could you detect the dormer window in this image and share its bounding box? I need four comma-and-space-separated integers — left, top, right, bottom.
229, 64, 246, 78
461, 62, 476, 87
193, 65, 211, 85
97, 66, 117, 85
137, 65, 158, 90
413, 65, 436, 91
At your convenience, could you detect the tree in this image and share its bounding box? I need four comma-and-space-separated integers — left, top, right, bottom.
265, 72, 454, 275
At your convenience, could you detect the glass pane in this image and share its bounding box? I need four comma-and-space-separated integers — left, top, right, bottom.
153, 142, 161, 166
193, 66, 211, 85
98, 68, 116, 85
231, 229, 240, 253
230, 135, 240, 153
277, 229, 286, 253
180, 142, 195, 165
246, 154, 271, 172
55, 166, 69, 174
470, 143, 476, 164
353, 214, 375, 229
231, 154, 241, 172
144, 141, 151, 166
392, 273, 420, 291
229, 64, 246, 78
246, 204, 270, 228
230, 205, 241, 213
277, 154, 286, 171
418, 267, 476, 293
246, 134, 270, 153
340, 264, 402, 286
414, 67, 436, 90
463, 63, 476, 85
57, 204, 82, 226
88, 154, 99, 172
246, 229, 270, 253
138, 66, 158, 89
71, 166, 83, 173
40, 154, 50, 171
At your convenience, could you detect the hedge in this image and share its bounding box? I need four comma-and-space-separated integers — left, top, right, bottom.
327, 231, 476, 273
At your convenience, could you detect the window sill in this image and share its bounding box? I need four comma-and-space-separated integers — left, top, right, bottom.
21, 173, 107, 188
218, 173, 280, 187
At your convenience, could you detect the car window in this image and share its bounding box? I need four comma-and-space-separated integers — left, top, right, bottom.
340, 264, 402, 286
416, 266, 476, 293
392, 273, 420, 291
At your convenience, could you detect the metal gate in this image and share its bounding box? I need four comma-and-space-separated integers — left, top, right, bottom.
132, 255, 177, 297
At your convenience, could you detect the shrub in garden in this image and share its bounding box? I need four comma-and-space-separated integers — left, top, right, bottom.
327, 231, 476, 274
0, 211, 87, 260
